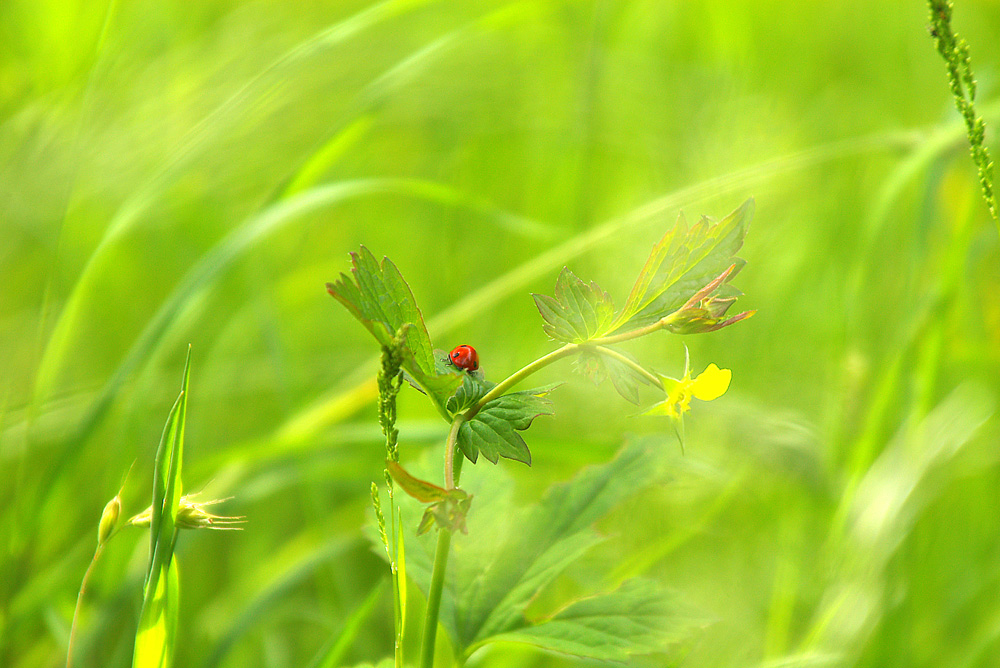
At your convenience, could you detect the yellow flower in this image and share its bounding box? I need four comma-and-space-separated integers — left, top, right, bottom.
644, 357, 731, 420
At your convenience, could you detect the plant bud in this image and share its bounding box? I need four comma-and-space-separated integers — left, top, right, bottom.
98, 495, 121, 545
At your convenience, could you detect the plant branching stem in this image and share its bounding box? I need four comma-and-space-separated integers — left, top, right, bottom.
424, 319, 674, 668
591, 345, 664, 388
590, 314, 678, 346
460, 321, 674, 421
467, 343, 578, 418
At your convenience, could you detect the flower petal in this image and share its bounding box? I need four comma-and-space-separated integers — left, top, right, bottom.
691, 364, 731, 401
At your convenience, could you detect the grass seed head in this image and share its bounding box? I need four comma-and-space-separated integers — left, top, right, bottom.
129, 494, 245, 530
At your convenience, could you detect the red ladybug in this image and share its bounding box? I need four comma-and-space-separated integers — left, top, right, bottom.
449, 344, 479, 371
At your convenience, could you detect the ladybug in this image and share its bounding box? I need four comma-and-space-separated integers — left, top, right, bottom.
449, 344, 479, 372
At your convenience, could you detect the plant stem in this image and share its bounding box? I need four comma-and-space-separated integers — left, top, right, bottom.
465, 333, 670, 422
422, 331, 668, 667
468, 344, 579, 417
590, 314, 678, 346
420, 527, 452, 668
591, 345, 664, 388
444, 416, 465, 490
422, 421, 468, 668
67, 544, 105, 668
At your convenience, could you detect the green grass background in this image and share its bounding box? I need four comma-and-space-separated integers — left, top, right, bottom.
3, 0, 1000, 666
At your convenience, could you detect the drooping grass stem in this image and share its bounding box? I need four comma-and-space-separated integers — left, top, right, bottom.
66, 544, 104, 668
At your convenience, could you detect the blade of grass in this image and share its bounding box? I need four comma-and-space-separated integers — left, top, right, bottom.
394, 508, 407, 668
200, 536, 358, 668
306, 580, 388, 668
133, 349, 190, 668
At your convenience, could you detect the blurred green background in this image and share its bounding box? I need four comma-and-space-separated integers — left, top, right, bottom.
3, 0, 1000, 666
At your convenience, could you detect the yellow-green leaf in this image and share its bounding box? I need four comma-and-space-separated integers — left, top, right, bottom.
611, 198, 753, 334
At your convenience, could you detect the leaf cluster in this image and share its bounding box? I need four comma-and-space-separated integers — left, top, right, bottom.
456, 384, 558, 465
533, 198, 753, 342
327, 248, 463, 410
532, 198, 753, 406
384, 440, 701, 663
329, 200, 753, 468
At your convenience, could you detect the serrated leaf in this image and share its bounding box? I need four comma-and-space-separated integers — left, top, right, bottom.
456, 384, 558, 465
575, 348, 653, 405
610, 198, 753, 333
532, 267, 614, 343
386, 439, 670, 657
489, 579, 699, 662
419, 493, 473, 535
446, 374, 496, 414
327, 247, 462, 402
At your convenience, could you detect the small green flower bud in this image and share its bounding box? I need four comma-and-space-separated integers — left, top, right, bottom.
98, 496, 121, 545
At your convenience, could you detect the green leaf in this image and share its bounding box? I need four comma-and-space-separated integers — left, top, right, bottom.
575, 348, 652, 405
304, 581, 386, 668
456, 384, 558, 465
445, 373, 495, 414
134, 554, 180, 668
135, 348, 190, 668
390, 439, 671, 657
488, 579, 698, 662
611, 198, 753, 333
532, 267, 614, 343
418, 493, 473, 535
327, 247, 462, 403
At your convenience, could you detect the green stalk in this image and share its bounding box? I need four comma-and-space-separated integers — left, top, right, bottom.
421, 425, 465, 668
420, 527, 452, 668
467, 344, 579, 417
591, 345, 664, 388
465, 329, 670, 421
590, 313, 679, 346
443, 416, 465, 490
66, 544, 105, 668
